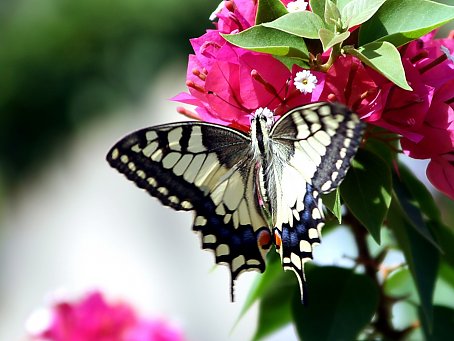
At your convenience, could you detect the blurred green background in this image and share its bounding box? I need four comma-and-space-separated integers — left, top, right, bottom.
0, 0, 212, 193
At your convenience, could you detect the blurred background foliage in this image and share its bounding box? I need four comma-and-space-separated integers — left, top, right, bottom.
0, 0, 213, 194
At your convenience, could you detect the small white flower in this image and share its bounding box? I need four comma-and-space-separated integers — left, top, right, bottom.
441, 45, 454, 64
294, 70, 318, 94
209, 1, 226, 21
287, 0, 308, 12
252, 107, 275, 128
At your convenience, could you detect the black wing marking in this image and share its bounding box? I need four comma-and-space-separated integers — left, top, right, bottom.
269, 102, 364, 302
274, 182, 324, 303
271, 102, 365, 194
107, 122, 271, 297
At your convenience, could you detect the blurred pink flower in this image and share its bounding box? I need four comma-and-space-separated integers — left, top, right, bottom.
28, 291, 185, 341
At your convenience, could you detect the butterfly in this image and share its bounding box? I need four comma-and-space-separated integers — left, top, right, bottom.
106, 102, 365, 303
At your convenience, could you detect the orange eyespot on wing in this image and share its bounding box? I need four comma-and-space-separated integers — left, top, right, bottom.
274, 229, 282, 250
257, 229, 272, 250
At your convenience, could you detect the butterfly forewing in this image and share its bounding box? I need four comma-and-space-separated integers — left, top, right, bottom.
107, 122, 271, 291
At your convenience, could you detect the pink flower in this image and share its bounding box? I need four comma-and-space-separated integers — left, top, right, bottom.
215, 0, 258, 33
373, 59, 435, 142
212, 0, 300, 33
176, 1, 454, 200
27, 291, 185, 341
395, 32, 454, 199
173, 30, 325, 131
318, 55, 390, 120
427, 152, 454, 201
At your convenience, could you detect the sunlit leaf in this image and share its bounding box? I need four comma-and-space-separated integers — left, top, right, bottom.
222, 26, 309, 59
344, 42, 412, 90
263, 11, 325, 39
340, 0, 386, 28
324, 0, 341, 28
319, 28, 350, 51
322, 188, 342, 223
255, 0, 288, 25
359, 0, 454, 47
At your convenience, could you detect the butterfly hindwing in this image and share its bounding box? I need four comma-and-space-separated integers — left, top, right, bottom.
107, 122, 271, 291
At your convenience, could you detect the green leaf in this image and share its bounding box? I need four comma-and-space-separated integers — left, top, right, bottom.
344, 42, 412, 90
384, 267, 418, 303
253, 270, 296, 340
359, 0, 454, 47
364, 132, 397, 166
340, 149, 392, 243
319, 28, 350, 51
439, 261, 454, 292
222, 25, 309, 59
292, 266, 379, 341
310, 0, 326, 21
335, 0, 357, 12
239, 251, 297, 341
263, 11, 325, 39
274, 55, 310, 69
388, 199, 440, 330
398, 163, 441, 222
237, 251, 283, 323
340, 0, 386, 28
392, 170, 440, 251
421, 306, 454, 340
322, 188, 342, 223
430, 221, 454, 268
324, 0, 341, 28
255, 0, 288, 25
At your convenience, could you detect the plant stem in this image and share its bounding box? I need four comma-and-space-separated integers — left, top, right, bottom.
346, 212, 413, 340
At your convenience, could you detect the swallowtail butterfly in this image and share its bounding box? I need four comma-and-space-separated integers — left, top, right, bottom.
107, 102, 364, 302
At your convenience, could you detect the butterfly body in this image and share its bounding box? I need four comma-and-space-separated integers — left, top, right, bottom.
107, 102, 364, 302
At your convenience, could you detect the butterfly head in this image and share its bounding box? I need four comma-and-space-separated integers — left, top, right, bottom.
249, 107, 275, 131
